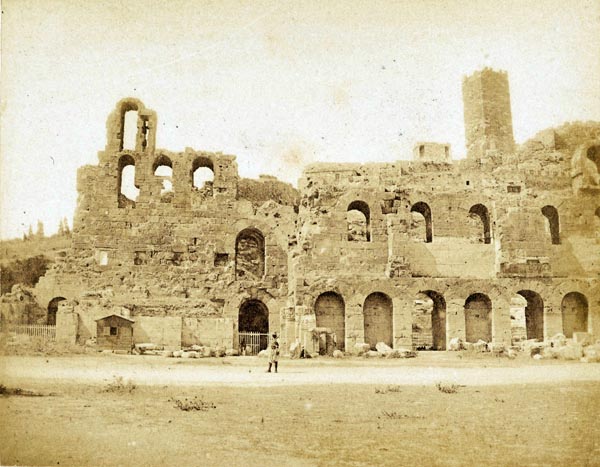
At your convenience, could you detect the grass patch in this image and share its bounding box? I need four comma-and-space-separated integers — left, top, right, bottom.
171, 396, 216, 412
375, 385, 402, 394
103, 376, 136, 394
436, 382, 461, 394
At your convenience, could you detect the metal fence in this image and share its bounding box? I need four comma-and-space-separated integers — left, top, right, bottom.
1, 324, 56, 341
238, 332, 269, 355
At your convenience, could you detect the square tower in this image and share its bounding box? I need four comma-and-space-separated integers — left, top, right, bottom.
463, 68, 515, 159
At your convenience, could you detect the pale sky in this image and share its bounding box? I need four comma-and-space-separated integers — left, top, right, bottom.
1, 0, 599, 239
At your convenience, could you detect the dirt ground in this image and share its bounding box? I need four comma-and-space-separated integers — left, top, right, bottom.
1, 353, 599, 466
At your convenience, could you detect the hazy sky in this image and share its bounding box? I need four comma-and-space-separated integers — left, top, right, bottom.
1, 0, 599, 239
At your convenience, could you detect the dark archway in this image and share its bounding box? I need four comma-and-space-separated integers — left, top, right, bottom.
238, 299, 269, 354
518, 290, 544, 341
464, 293, 492, 342
47, 297, 66, 326
469, 204, 492, 244
315, 292, 345, 351
410, 202, 433, 243
561, 292, 588, 337
235, 228, 265, 280
363, 292, 393, 350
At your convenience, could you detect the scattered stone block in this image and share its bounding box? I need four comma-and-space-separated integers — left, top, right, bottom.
258, 349, 269, 358
448, 338, 464, 351
365, 350, 381, 358
558, 343, 583, 360
472, 340, 488, 352
225, 348, 238, 356
352, 343, 371, 356
573, 332, 592, 346
549, 333, 567, 348
583, 344, 600, 362
289, 341, 302, 359
173, 350, 183, 358
375, 342, 392, 353
187, 351, 198, 358
333, 349, 344, 358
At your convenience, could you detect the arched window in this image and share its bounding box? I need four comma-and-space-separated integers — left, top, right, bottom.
469, 204, 491, 244
561, 292, 588, 337
541, 205, 560, 244
118, 154, 139, 207
192, 157, 214, 191
235, 228, 265, 280
464, 293, 492, 342
347, 201, 370, 242
153, 155, 173, 196
410, 202, 433, 243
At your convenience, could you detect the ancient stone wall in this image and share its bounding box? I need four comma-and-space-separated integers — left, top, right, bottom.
31, 71, 600, 352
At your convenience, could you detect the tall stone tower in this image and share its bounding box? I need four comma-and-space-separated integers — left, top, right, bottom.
462, 68, 515, 159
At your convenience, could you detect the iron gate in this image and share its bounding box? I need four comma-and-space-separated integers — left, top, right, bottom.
238, 332, 269, 355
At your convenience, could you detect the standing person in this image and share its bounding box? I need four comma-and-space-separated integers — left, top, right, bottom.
266, 333, 280, 373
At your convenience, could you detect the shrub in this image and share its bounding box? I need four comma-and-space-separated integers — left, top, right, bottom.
104, 376, 136, 394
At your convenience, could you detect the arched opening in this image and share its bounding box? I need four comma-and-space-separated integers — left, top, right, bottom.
541, 205, 560, 244
235, 228, 265, 280
469, 204, 491, 244
47, 297, 66, 326
238, 299, 269, 355
192, 157, 214, 191
315, 292, 345, 351
561, 292, 588, 337
510, 290, 544, 344
118, 154, 139, 207
587, 145, 600, 174
595, 207, 600, 235
363, 292, 393, 350
413, 291, 446, 350
153, 155, 173, 196
464, 293, 492, 343
347, 201, 370, 241
410, 202, 433, 243
122, 110, 139, 150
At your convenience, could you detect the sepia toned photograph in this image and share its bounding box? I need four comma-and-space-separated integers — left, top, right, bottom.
1, 1, 599, 466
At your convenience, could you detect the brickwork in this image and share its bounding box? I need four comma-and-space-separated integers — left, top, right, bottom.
30, 70, 600, 352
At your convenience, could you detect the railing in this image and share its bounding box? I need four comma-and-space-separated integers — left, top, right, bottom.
238, 332, 269, 356
1, 324, 56, 341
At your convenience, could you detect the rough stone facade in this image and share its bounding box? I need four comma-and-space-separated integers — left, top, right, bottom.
33, 69, 600, 353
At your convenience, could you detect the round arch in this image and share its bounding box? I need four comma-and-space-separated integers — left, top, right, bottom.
363, 292, 393, 349
47, 297, 66, 326
315, 291, 345, 351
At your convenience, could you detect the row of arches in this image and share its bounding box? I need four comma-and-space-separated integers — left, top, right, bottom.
311, 290, 590, 351
347, 200, 575, 245
118, 154, 215, 205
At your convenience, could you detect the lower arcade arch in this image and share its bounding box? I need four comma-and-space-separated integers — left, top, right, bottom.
413, 291, 446, 350
363, 292, 393, 350
510, 290, 544, 344
238, 299, 269, 354
464, 293, 492, 343
315, 292, 346, 351
561, 292, 588, 337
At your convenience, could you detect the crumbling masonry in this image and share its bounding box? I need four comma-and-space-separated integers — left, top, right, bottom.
31, 68, 600, 354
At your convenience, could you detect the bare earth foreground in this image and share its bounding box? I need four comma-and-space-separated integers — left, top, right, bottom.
1, 353, 599, 467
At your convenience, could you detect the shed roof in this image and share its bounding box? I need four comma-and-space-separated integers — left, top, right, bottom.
95, 314, 135, 323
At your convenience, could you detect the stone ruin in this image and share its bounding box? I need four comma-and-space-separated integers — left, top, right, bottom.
20, 68, 600, 355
